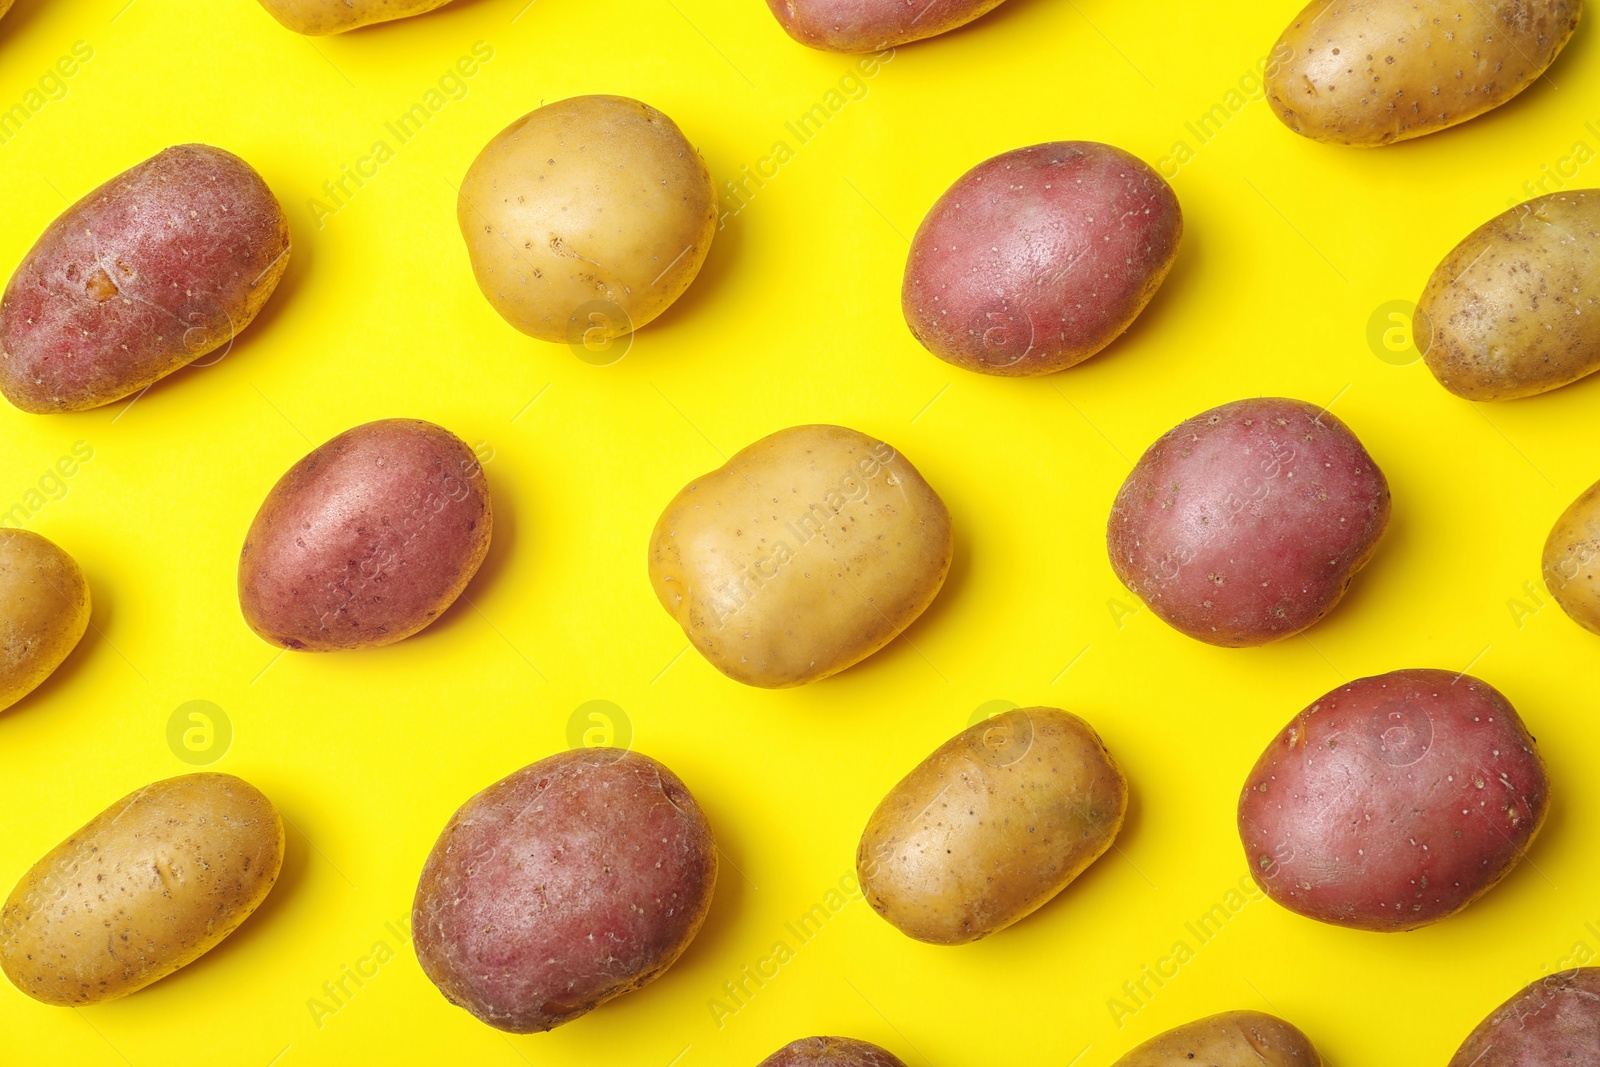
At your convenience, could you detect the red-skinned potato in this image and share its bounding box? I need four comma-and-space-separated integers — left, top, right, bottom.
1111, 1010, 1323, 1066
1448, 968, 1600, 1066
1239, 669, 1549, 932
412, 749, 717, 1033
758, 1036, 909, 1066
238, 419, 491, 651
903, 142, 1182, 376
1107, 397, 1390, 646
0, 145, 289, 413
766, 0, 1008, 51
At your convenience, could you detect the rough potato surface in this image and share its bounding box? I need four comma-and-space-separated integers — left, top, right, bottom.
765, 0, 1009, 50
1111, 1010, 1323, 1066
758, 1036, 909, 1067
0, 529, 89, 713
1448, 968, 1600, 1066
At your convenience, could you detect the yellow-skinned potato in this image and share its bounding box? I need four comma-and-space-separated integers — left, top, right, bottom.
459, 95, 716, 344
857, 707, 1127, 945
1, 774, 283, 1005
257, 0, 456, 34
1544, 476, 1600, 633
1266, 0, 1581, 146
0, 529, 89, 713
648, 424, 952, 688
1111, 1011, 1323, 1066
1419, 190, 1600, 400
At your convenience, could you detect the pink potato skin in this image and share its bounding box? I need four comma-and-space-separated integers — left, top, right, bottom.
758, 1036, 909, 1067
237, 419, 491, 652
412, 749, 717, 1033
1107, 397, 1389, 646
765, 0, 1008, 51
902, 141, 1182, 376
0, 145, 289, 413
1239, 669, 1549, 932
1449, 968, 1600, 1066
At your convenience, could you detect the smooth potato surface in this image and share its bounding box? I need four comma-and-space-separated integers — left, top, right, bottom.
765, 0, 1008, 51
0, 529, 89, 713
758, 1036, 909, 1067
238, 419, 491, 651
1111, 1011, 1323, 1066
1448, 968, 1600, 1066
1419, 190, 1600, 400
257, 0, 455, 34
0, 773, 284, 1006
903, 142, 1182, 376
459, 95, 715, 343
857, 707, 1127, 945
1544, 475, 1600, 633
0, 145, 289, 413
1239, 669, 1549, 931
648, 424, 952, 688
412, 749, 717, 1033
1266, 0, 1581, 146
1107, 397, 1390, 646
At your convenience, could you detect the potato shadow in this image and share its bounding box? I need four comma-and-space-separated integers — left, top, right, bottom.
1313, 500, 1410, 629
0, 560, 106, 720
1069, 222, 1200, 379
640, 207, 744, 343
887, 0, 1051, 53
0, 0, 51, 48
418, 479, 518, 641
340, 0, 504, 37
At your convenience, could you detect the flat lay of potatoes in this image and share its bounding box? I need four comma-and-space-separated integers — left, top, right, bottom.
1110, 1011, 1324, 1066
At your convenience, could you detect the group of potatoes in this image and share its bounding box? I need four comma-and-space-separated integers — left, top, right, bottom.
1, 0, 1599, 1062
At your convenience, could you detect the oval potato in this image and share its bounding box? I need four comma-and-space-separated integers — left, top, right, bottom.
257, 0, 456, 34
1265, 0, 1581, 146
765, 0, 1008, 51
0, 529, 90, 713
648, 424, 952, 688
0, 773, 284, 1005
0, 145, 289, 413
758, 1037, 909, 1067
1448, 968, 1600, 1066
1543, 474, 1600, 633
1112, 1011, 1323, 1066
238, 418, 492, 652
1418, 189, 1600, 400
857, 707, 1127, 945
412, 749, 717, 1033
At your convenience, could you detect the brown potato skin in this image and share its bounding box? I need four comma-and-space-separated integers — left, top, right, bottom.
1238, 669, 1549, 932
903, 142, 1182, 376
0, 529, 89, 713
412, 749, 717, 1033
648, 424, 952, 688
0, 773, 284, 1006
857, 707, 1127, 945
1108, 397, 1390, 647
1112, 1011, 1323, 1066
765, 0, 1008, 51
0, 145, 289, 413
1448, 968, 1600, 1066
1266, 0, 1581, 146
1544, 475, 1600, 633
1419, 190, 1600, 400
238, 419, 491, 652
758, 1036, 909, 1067
257, 0, 455, 34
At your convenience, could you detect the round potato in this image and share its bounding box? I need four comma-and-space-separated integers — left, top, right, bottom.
903, 142, 1182, 377
765, 0, 1008, 50
0, 773, 284, 1006
1238, 669, 1549, 932
1418, 190, 1600, 400
1544, 475, 1600, 633
257, 0, 455, 34
648, 424, 952, 688
238, 418, 491, 652
0, 145, 289, 413
0, 529, 89, 713
458, 95, 715, 344
412, 749, 717, 1033
759, 1036, 908, 1067
1107, 397, 1390, 646
1265, 0, 1581, 146
857, 707, 1127, 945
1112, 1011, 1323, 1066
1448, 968, 1600, 1066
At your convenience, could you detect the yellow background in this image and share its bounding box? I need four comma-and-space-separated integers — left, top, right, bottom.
1, 0, 1598, 1063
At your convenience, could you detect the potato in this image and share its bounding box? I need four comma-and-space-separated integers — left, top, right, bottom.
1265, 0, 1581, 146
0, 145, 289, 414
458, 95, 715, 344
765, 0, 1008, 50
412, 749, 716, 1033
257, 0, 455, 34
903, 141, 1182, 377
648, 424, 952, 688
1107, 397, 1390, 647
0, 773, 283, 1005
0, 529, 89, 713
1238, 669, 1549, 932
1448, 968, 1600, 1066
758, 1037, 908, 1067
1111, 1011, 1323, 1066
1543, 475, 1600, 633
857, 707, 1126, 945
238, 418, 491, 652
1417, 190, 1600, 400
